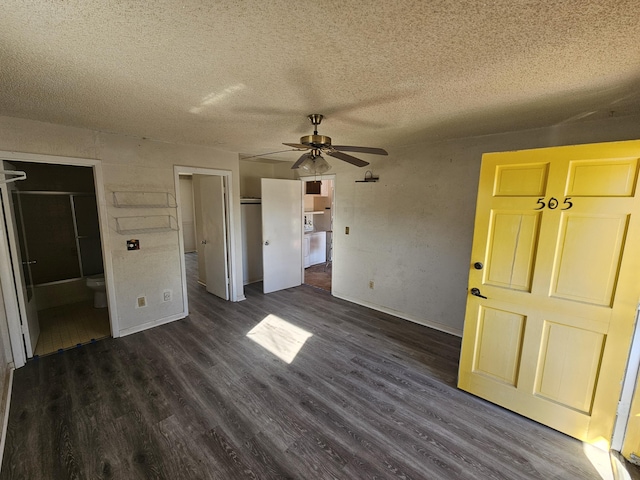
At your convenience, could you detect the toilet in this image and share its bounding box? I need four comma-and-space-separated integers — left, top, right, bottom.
86, 274, 107, 308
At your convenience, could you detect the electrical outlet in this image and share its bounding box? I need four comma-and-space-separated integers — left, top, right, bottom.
136, 296, 146, 308
369, 281, 374, 289
163, 290, 172, 302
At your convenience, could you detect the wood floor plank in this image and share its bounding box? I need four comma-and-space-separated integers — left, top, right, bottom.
156, 414, 219, 480
1, 252, 631, 479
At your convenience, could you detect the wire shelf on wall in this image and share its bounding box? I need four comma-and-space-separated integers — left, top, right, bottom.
113, 191, 177, 208
115, 215, 179, 235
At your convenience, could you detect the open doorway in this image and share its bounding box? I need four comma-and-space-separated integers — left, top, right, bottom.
175, 166, 238, 315
302, 177, 334, 292
1, 160, 111, 358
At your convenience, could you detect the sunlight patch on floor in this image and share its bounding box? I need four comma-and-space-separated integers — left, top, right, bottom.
582, 438, 614, 480
610, 454, 633, 480
246, 314, 313, 364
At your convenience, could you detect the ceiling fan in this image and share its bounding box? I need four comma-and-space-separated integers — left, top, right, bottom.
284, 114, 388, 173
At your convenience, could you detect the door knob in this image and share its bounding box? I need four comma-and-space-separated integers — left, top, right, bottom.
470, 288, 487, 299
201, 240, 207, 245
21, 260, 36, 265
264, 241, 270, 246
473, 262, 483, 270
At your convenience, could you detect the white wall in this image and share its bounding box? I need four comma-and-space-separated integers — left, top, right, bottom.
2, 113, 639, 342
239, 159, 297, 197
332, 114, 640, 336
0, 115, 242, 337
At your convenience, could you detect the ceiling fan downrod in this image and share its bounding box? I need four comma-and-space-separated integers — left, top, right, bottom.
301, 114, 331, 147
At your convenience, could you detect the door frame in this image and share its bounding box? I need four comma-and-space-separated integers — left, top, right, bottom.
612, 306, 640, 451
0, 151, 116, 368
174, 166, 239, 314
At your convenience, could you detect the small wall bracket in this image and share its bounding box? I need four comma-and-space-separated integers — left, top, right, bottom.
355, 170, 379, 183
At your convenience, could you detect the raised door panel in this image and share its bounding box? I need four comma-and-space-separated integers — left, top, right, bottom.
493, 163, 549, 197
485, 211, 541, 291
534, 321, 605, 414
550, 213, 628, 306
473, 307, 525, 387
566, 158, 638, 197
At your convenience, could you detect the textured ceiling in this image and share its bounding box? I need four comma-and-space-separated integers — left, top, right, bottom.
2, 1, 640, 160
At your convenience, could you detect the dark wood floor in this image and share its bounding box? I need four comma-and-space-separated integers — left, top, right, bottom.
304, 262, 331, 292
0, 253, 622, 478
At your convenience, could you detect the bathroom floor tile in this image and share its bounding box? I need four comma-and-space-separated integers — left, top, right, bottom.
34, 301, 110, 356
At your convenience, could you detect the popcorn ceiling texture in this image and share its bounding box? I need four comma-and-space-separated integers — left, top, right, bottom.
1, 0, 639, 157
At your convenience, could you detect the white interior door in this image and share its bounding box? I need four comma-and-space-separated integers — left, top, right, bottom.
262, 178, 303, 294
1, 165, 39, 357
197, 175, 229, 300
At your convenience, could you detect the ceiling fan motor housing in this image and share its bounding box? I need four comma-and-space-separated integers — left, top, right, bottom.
300, 134, 332, 148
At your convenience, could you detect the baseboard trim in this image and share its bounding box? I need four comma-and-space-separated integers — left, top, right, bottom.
332, 291, 463, 337
119, 313, 186, 337
0, 365, 14, 469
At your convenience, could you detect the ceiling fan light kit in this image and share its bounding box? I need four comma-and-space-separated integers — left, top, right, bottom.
296, 149, 332, 175
286, 114, 388, 171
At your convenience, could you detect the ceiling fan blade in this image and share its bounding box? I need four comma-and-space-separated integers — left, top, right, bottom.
291, 152, 312, 169
283, 142, 310, 149
242, 148, 304, 160
327, 150, 369, 167
332, 145, 388, 155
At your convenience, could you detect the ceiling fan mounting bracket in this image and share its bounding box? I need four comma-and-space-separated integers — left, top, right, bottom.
308, 114, 323, 126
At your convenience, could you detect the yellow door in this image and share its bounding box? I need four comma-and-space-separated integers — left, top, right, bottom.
458, 140, 640, 445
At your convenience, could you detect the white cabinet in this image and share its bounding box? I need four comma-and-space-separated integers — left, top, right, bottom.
303, 235, 311, 268
305, 231, 326, 267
